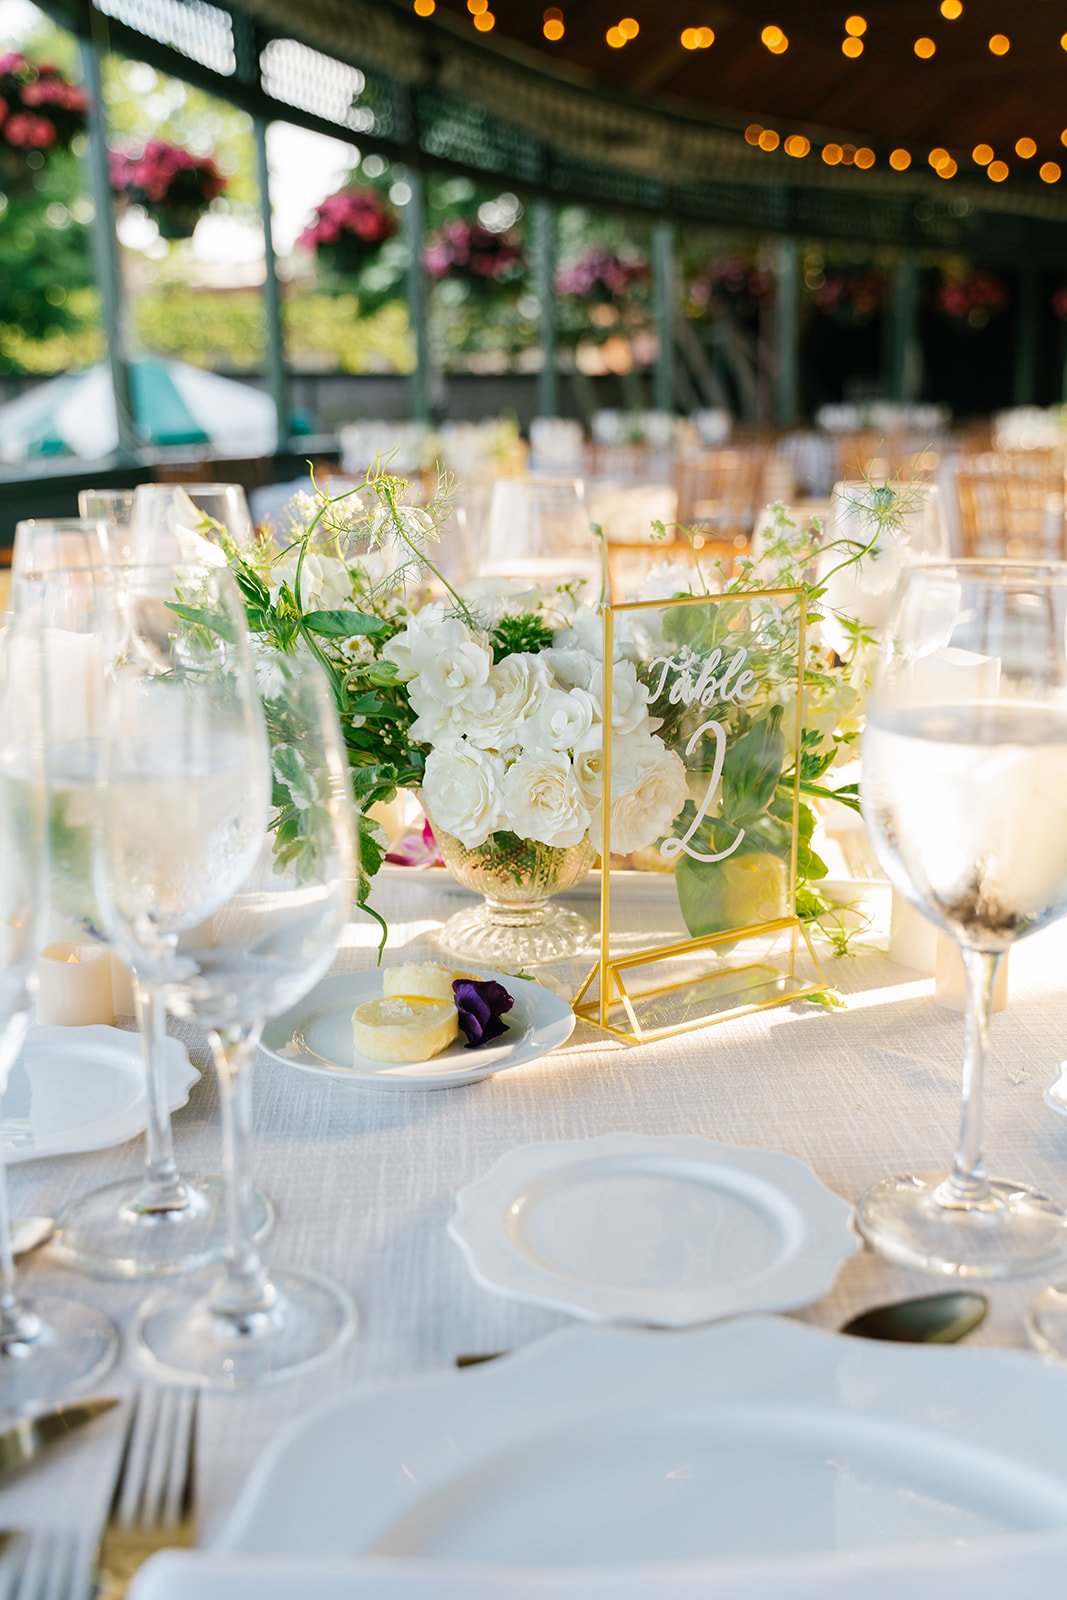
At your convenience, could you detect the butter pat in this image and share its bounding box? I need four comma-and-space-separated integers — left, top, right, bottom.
352, 996, 459, 1063
383, 962, 456, 1004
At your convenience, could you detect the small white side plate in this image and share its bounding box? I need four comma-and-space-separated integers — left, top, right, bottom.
1045, 1064, 1067, 1117
218, 1317, 1067, 1567
449, 1132, 858, 1325
1, 1025, 198, 1163
259, 970, 575, 1091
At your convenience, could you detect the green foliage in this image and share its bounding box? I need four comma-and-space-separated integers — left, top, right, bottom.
489, 612, 554, 662
0, 151, 98, 374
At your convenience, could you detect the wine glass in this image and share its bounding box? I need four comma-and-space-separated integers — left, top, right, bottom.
29, 559, 274, 1277
859, 560, 1067, 1277
132, 483, 256, 556
116, 651, 357, 1388
12, 517, 111, 581
78, 489, 139, 562
0, 605, 118, 1407
482, 477, 600, 593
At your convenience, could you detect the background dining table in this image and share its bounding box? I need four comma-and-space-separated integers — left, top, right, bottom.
5, 869, 1067, 1554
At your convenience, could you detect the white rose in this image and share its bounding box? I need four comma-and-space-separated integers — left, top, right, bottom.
540, 646, 596, 691
408, 680, 461, 745
572, 724, 606, 809
636, 561, 696, 603
522, 687, 597, 753
422, 742, 504, 848
465, 653, 551, 752
552, 603, 604, 658
501, 750, 590, 848
381, 603, 457, 681
417, 638, 492, 706
590, 736, 688, 855
590, 659, 655, 735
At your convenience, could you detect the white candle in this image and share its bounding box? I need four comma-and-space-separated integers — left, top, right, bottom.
35, 942, 114, 1026
889, 890, 939, 972
934, 934, 1009, 1013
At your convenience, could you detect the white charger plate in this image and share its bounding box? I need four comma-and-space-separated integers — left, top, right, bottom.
1, 1024, 198, 1163
217, 1317, 1067, 1567
449, 1133, 858, 1325
259, 970, 575, 1091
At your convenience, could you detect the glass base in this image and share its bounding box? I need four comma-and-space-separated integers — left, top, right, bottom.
0, 1297, 118, 1413
132, 1265, 356, 1390
855, 1172, 1067, 1279
437, 899, 593, 967
1027, 1286, 1067, 1359
51, 1175, 274, 1279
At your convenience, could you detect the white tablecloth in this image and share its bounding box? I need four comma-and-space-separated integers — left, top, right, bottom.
6, 873, 1067, 1566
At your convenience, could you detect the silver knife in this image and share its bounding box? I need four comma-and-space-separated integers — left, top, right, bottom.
0, 1397, 119, 1478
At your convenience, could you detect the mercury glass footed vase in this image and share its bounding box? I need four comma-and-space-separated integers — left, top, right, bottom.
434, 827, 595, 966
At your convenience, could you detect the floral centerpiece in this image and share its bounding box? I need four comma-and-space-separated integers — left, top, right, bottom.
110, 139, 227, 239
299, 185, 398, 277
811, 268, 886, 326
687, 255, 774, 323
0, 53, 87, 188
422, 217, 526, 291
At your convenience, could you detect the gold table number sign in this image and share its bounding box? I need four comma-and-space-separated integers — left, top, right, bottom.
574, 586, 825, 1042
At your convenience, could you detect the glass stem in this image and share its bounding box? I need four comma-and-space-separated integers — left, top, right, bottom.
209, 1023, 273, 1332
131, 975, 189, 1212
0, 1157, 39, 1352
943, 946, 1001, 1209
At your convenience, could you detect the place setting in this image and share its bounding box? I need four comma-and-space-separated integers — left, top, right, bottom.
8, 1, 1067, 1592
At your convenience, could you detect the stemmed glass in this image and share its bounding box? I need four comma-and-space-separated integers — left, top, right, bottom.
20, 558, 274, 1276
107, 651, 358, 1387
0, 606, 118, 1407
859, 560, 1067, 1277
132, 483, 256, 553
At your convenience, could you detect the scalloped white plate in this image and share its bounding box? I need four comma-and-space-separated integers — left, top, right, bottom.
0, 1025, 198, 1162
449, 1132, 858, 1326
217, 1317, 1067, 1567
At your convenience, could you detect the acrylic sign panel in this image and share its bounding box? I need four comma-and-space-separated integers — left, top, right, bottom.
575, 587, 823, 1042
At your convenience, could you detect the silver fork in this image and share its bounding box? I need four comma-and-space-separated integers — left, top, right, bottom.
0, 1527, 90, 1600
94, 1387, 198, 1599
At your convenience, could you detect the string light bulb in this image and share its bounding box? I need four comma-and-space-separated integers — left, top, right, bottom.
761, 24, 788, 53
606, 24, 625, 45
928, 146, 949, 169
940, 0, 963, 16
758, 128, 781, 150
937, 158, 957, 178
619, 16, 639, 38
972, 143, 994, 165
844, 15, 867, 35
914, 36, 936, 57
1041, 162, 1062, 182
822, 143, 843, 165
543, 7, 564, 40
842, 37, 863, 56
682, 25, 714, 48
1015, 137, 1036, 159
784, 134, 811, 157
987, 159, 1009, 181
413, 0, 435, 13
889, 148, 911, 170
744, 123, 763, 144
473, 8, 495, 27
988, 33, 1010, 54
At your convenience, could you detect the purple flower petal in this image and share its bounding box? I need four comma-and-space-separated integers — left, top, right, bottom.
453, 978, 515, 1049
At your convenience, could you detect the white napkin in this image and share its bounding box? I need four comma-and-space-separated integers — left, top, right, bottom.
130, 1529, 1067, 1600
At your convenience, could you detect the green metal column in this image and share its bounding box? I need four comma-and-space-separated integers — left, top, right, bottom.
652, 219, 676, 412
252, 116, 289, 453
775, 237, 800, 426
534, 200, 559, 418
404, 169, 432, 423
889, 251, 919, 402
1014, 263, 1040, 406
79, 33, 138, 461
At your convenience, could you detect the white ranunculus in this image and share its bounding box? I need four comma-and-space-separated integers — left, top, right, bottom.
590, 735, 688, 856
501, 750, 590, 848
590, 659, 654, 736
522, 687, 597, 753
540, 646, 596, 691
636, 561, 697, 603
422, 741, 504, 849
408, 680, 460, 746
465, 653, 551, 753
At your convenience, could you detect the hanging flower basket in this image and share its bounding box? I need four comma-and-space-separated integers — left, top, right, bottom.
555, 247, 648, 308
935, 270, 1008, 332
0, 52, 88, 191
110, 140, 227, 241
810, 268, 887, 328
687, 255, 774, 323
299, 186, 398, 277
422, 217, 525, 293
